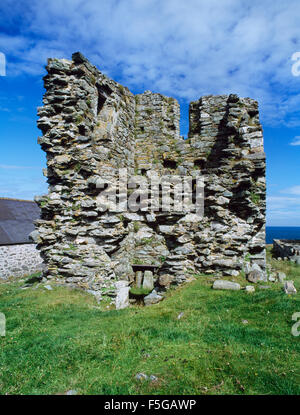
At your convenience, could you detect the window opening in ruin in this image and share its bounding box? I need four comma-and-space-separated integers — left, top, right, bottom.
96, 84, 112, 114
97, 95, 106, 113
163, 159, 177, 169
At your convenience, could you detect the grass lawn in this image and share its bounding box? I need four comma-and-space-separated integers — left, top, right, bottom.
0, 248, 299, 395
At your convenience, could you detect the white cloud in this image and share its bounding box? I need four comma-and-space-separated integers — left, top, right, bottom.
0, 164, 37, 169
267, 195, 300, 225
1, 0, 300, 126
290, 136, 300, 145
268, 181, 300, 224
267, 195, 300, 207
280, 185, 300, 195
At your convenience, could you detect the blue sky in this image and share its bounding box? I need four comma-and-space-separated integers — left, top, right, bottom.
0, 0, 300, 226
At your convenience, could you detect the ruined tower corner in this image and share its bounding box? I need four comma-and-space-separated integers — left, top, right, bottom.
34, 53, 267, 304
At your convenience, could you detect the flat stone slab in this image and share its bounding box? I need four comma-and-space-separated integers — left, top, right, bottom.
115, 281, 130, 309
135, 271, 143, 288
143, 270, 154, 291
212, 280, 241, 290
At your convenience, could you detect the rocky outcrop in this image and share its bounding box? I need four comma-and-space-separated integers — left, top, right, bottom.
34, 52, 266, 301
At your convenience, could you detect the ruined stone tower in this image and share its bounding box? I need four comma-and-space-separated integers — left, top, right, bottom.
34, 52, 266, 300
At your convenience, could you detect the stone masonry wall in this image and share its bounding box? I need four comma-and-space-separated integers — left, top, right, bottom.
273, 239, 300, 262
187, 95, 266, 275
35, 52, 266, 300
0, 244, 43, 279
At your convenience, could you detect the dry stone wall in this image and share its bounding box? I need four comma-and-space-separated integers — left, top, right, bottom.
273, 239, 300, 263
35, 52, 266, 301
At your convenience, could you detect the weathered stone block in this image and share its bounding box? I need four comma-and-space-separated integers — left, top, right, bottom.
135, 271, 143, 288
284, 281, 297, 295
144, 290, 164, 306
247, 270, 260, 284
158, 274, 173, 287
115, 281, 130, 309
212, 280, 241, 290
143, 271, 154, 291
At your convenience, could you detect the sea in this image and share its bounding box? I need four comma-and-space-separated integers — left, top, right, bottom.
266, 227, 300, 244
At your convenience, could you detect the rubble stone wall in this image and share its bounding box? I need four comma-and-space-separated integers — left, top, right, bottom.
0, 244, 43, 279
187, 95, 266, 275
273, 239, 300, 262
35, 52, 266, 299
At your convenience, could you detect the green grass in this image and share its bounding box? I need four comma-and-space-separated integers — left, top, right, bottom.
130, 287, 152, 296
0, 250, 299, 395
267, 245, 300, 280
